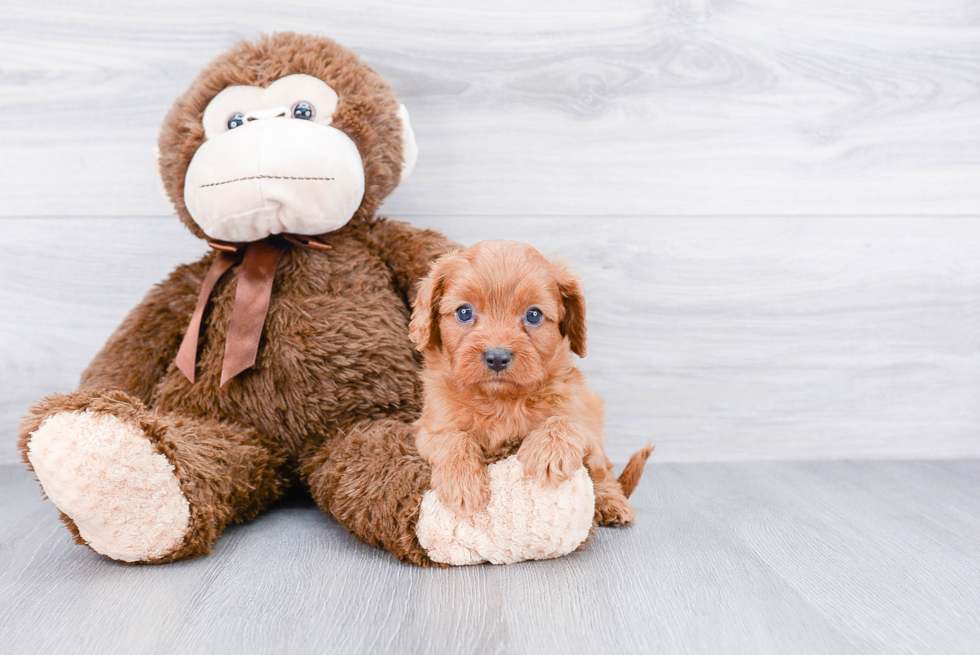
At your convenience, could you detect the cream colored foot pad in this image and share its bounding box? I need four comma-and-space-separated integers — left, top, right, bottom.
417, 455, 595, 565
27, 411, 190, 562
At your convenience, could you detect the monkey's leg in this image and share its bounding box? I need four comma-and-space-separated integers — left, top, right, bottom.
302, 417, 599, 567
19, 389, 289, 563
299, 417, 438, 567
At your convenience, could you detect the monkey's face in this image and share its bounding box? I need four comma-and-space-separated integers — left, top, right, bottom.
185, 74, 370, 242
158, 33, 418, 242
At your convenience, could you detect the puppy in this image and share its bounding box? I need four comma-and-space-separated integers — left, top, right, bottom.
409, 239, 652, 525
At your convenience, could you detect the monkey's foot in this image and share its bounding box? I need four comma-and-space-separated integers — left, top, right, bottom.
416, 456, 595, 565
26, 410, 191, 562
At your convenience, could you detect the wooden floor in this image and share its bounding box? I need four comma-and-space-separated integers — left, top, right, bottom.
2, 460, 979, 655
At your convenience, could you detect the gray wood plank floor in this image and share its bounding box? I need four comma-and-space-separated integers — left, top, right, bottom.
2, 461, 978, 655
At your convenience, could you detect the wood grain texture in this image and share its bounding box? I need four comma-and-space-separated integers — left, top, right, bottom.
2, 1, 980, 464
3, 216, 979, 464
1, 0, 980, 217
2, 461, 978, 655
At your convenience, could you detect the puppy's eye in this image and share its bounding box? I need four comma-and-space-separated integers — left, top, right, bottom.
525, 308, 543, 325
455, 305, 474, 323
292, 102, 315, 120
227, 113, 245, 130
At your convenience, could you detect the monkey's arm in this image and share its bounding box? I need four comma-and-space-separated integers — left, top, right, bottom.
79, 257, 209, 402
366, 218, 460, 308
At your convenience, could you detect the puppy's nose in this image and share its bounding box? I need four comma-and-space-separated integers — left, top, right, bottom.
482, 348, 513, 373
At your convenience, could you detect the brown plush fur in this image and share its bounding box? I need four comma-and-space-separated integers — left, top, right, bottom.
19, 389, 288, 562
409, 240, 650, 526
19, 33, 456, 564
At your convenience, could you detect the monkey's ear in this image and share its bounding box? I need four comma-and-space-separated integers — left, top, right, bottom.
397, 104, 419, 182
554, 260, 587, 358
409, 252, 458, 352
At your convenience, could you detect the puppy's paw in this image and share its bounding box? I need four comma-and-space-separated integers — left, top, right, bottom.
595, 493, 636, 527
431, 463, 490, 516
518, 419, 585, 487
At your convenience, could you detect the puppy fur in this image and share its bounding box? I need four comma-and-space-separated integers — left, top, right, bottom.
409, 240, 648, 526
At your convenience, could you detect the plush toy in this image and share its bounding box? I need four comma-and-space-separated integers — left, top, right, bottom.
19, 33, 644, 567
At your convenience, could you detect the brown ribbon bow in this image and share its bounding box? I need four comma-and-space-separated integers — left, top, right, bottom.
176, 234, 331, 386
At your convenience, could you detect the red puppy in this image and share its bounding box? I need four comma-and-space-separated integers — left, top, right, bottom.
409, 240, 650, 525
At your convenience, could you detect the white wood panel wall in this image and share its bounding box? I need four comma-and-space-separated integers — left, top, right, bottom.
2, 0, 979, 463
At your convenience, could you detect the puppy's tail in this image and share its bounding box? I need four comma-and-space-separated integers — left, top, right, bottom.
618, 444, 654, 498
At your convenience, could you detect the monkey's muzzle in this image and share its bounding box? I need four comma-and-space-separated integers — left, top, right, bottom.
183, 118, 365, 242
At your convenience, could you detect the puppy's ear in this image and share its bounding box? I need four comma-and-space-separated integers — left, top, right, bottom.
410, 252, 459, 352
554, 260, 587, 357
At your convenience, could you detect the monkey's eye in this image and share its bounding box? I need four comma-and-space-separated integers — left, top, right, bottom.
227, 113, 245, 130
292, 102, 315, 120
525, 308, 543, 326
455, 305, 474, 323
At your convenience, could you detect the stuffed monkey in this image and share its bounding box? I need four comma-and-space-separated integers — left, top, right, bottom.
19, 33, 637, 567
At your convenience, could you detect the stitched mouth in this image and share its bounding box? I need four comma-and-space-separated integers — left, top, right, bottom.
200, 175, 335, 188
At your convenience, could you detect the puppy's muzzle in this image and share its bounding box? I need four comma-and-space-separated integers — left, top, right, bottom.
482, 348, 513, 373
